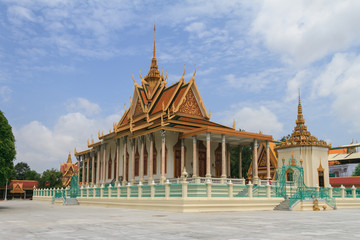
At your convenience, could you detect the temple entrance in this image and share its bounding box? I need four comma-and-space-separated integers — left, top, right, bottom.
198, 141, 206, 177
215, 144, 222, 177
318, 171, 324, 187
125, 152, 129, 181
135, 149, 139, 177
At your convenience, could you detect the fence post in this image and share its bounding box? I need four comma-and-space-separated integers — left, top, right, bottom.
100, 185, 104, 198
165, 180, 170, 199
87, 186, 89, 198
181, 179, 188, 199
93, 186, 96, 198
206, 180, 212, 198
138, 182, 143, 199
117, 183, 120, 198
341, 185, 345, 199
266, 182, 271, 198
108, 184, 112, 199
329, 185, 333, 198
151, 181, 155, 199
352, 185, 356, 199
228, 181, 233, 198
127, 183, 131, 199
248, 183, 253, 198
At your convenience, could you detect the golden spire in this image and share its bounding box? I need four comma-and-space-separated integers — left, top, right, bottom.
153, 24, 156, 59
144, 25, 161, 88
296, 88, 304, 126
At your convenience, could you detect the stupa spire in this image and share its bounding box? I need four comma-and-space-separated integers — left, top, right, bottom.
144, 25, 161, 88
296, 88, 305, 126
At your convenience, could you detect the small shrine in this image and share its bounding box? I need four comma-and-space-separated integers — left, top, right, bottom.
60, 153, 78, 187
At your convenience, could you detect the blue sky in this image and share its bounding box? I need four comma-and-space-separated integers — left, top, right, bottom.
1, 0, 360, 172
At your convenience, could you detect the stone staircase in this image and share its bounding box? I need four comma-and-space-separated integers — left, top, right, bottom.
64, 198, 79, 205
273, 199, 290, 211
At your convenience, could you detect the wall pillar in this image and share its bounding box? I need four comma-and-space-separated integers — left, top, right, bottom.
122, 137, 128, 186
192, 136, 197, 178
206, 132, 211, 178
77, 156, 80, 184
91, 152, 95, 187
131, 139, 135, 185
102, 143, 107, 185
86, 156, 90, 186
181, 138, 185, 173
252, 140, 259, 185
96, 147, 100, 186
239, 146, 243, 179
82, 156, 85, 186
115, 139, 120, 185
149, 134, 154, 184
140, 136, 145, 183
161, 130, 166, 184
221, 134, 226, 179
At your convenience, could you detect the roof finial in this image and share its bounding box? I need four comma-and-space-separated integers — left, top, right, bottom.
298, 88, 301, 105
153, 24, 156, 59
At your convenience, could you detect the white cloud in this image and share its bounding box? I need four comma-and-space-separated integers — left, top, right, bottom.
312, 53, 360, 132
67, 98, 101, 116
14, 98, 122, 172
0, 85, 12, 102
251, 1, 360, 66
219, 105, 283, 136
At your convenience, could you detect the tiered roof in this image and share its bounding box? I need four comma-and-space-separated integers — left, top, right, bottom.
276, 91, 330, 149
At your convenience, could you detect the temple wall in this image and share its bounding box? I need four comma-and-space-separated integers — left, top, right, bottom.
277, 146, 330, 187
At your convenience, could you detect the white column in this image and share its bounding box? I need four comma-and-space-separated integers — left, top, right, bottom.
77, 156, 80, 183
96, 148, 100, 186
115, 139, 120, 185
181, 138, 185, 173
253, 140, 259, 185
161, 130, 166, 184
131, 139, 135, 184
82, 156, 85, 185
122, 137, 127, 185
149, 134, 154, 182
206, 132, 211, 178
102, 144, 107, 184
91, 152, 95, 187
221, 135, 226, 179
86, 156, 90, 186
239, 146, 243, 179
192, 136, 197, 178
266, 141, 271, 180
140, 136, 144, 182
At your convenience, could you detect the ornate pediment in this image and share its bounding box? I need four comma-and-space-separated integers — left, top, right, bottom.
178, 89, 202, 117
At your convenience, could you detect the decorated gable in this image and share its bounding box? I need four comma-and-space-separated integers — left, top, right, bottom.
178, 88, 203, 117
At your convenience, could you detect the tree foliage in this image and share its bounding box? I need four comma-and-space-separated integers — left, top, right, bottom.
0, 110, 16, 185
279, 134, 291, 142
230, 146, 252, 179
25, 170, 41, 181
14, 162, 31, 180
39, 168, 62, 188
353, 164, 360, 176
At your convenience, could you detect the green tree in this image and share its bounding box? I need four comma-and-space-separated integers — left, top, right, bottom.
279, 134, 291, 142
25, 170, 41, 181
230, 145, 252, 179
14, 162, 31, 180
0, 110, 16, 186
39, 168, 62, 188
352, 164, 360, 176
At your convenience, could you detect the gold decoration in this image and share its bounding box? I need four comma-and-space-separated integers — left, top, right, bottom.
134, 100, 143, 117
313, 199, 320, 211
178, 89, 202, 117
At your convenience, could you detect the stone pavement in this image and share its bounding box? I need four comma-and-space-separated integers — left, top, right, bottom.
1, 200, 360, 240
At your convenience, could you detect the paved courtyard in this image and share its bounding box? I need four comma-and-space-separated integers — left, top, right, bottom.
1, 200, 360, 240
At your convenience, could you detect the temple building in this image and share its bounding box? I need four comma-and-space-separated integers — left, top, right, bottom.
275, 92, 331, 187
74, 28, 273, 187
328, 143, 360, 177
60, 153, 78, 187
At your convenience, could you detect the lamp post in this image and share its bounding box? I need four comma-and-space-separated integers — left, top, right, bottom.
5, 179, 8, 201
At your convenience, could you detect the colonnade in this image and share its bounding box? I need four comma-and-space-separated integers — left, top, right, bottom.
76, 131, 272, 186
